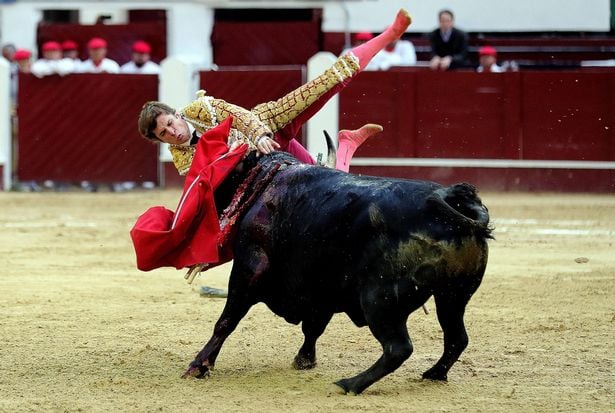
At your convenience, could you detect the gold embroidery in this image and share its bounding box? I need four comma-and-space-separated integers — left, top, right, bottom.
169, 145, 196, 176
251, 54, 359, 132
170, 54, 360, 176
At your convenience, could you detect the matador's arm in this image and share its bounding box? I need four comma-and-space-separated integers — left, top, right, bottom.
181, 91, 273, 146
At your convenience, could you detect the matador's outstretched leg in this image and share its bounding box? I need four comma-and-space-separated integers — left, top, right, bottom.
251, 9, 412, 169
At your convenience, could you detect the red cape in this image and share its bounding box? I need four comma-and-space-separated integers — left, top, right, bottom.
130, 117, 248, 271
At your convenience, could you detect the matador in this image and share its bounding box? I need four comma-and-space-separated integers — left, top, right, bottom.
137, 8, 412, 174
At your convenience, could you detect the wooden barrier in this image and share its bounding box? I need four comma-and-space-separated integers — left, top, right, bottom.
12, 68, 615, 192
16, 73, 158, 184
341, 69, 615, 192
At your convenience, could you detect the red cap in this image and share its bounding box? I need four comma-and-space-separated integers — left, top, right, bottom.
355, 32, 374, 41
42, 41, 62, 52
61, 40, 78, 51
87, 37, 107, 49
132, 40, 151, 54
13, 49, 31, 60
479, 46, 497, 57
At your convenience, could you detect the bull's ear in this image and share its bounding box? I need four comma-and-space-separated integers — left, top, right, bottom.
322, 130, 337, 168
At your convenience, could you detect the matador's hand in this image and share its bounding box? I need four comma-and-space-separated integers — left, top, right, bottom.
256, 136, 280, 155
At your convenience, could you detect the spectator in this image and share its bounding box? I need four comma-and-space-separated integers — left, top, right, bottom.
3, 43, 18, 103
342, 32, 379, 71
13, 49, 32, 73
343, 32, 416, 71
476, 46, 503, 73
428, 9, 468, 71
78, 37, 121, 191
12, 48, 43, 191
31, 41, 76, 78
2, 43, 16, 62
61, 40, 81, 62
120, 40, 160, 74
371, 39, 417, 70
78, 37, 120, 73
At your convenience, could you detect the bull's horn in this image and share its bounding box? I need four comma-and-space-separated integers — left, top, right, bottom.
323, 130, 337, 168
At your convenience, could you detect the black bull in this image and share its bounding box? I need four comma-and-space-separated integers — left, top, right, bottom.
184, 151, 492, 394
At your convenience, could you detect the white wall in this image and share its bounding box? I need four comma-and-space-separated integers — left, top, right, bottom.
0, 1, 611, 56
320, 0, 611, 32
0, 57, 11, 191
0, 1, 214, 63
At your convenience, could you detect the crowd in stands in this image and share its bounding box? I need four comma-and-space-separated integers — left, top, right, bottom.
5, 37, 160, 78
2, 37, 160, 192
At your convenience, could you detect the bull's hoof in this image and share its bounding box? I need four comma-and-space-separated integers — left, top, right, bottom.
333, 379, 358, 395
422, 367, 448, 381
182, 361, 210, 379
292, 354, 316, 370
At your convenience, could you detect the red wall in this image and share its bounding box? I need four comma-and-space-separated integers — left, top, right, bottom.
16, 73, 159, 183
12, 69, 615, 192
339, 69, 615, 192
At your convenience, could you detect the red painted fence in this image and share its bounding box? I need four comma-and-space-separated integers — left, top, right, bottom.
12, 68, 615, 192
340, 68, 615, 192
16, 73, 158, 183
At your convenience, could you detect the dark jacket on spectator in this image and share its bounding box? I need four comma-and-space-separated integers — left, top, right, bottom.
428, 27, 469, 69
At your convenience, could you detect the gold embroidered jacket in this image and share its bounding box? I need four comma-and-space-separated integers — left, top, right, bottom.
169, 53, 360, 175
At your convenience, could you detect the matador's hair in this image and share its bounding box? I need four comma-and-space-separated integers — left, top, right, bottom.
138, 101, 177, 141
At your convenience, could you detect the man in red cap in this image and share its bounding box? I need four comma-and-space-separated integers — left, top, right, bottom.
120, 40, 160, 74
31, 40, 76, 78
61, 40, 81, 62
12, 48, 32, 73
78, 37, 119, 73
477, 45, 503, 73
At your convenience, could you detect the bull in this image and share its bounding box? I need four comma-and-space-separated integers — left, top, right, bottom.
183, 148, 492, 395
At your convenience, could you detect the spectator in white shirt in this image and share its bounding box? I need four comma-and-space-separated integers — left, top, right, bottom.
13, 48, 32, 74
120, 40, 160, 74
31, 41, 76, 78
78, 37, 120, 73
61, 40, 81, 63
343, 32, 416, 71
476, 46, 503, 73
370, 39, 417, 70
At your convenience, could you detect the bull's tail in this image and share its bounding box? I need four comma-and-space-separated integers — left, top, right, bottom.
430, 183, 494, 239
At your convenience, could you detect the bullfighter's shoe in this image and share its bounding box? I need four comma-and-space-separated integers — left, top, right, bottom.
336, 124, 383, 172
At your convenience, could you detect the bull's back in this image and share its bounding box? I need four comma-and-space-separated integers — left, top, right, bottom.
243, 165, 490, 287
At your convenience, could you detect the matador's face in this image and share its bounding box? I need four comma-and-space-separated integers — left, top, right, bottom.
153, 112, 191, 145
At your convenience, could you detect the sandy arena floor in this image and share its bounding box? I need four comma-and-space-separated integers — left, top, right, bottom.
1, 189, 614, 412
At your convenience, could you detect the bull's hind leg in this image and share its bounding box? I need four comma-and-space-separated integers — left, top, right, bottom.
293, 312, 333, 370
334, 290, 413, 394
422, 291, 472, 381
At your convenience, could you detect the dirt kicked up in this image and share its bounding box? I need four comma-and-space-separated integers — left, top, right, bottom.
1, 190, 613, 412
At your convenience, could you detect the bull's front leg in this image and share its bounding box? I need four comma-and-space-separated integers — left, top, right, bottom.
184, 246, 268, 378
182, 294, 253, 378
